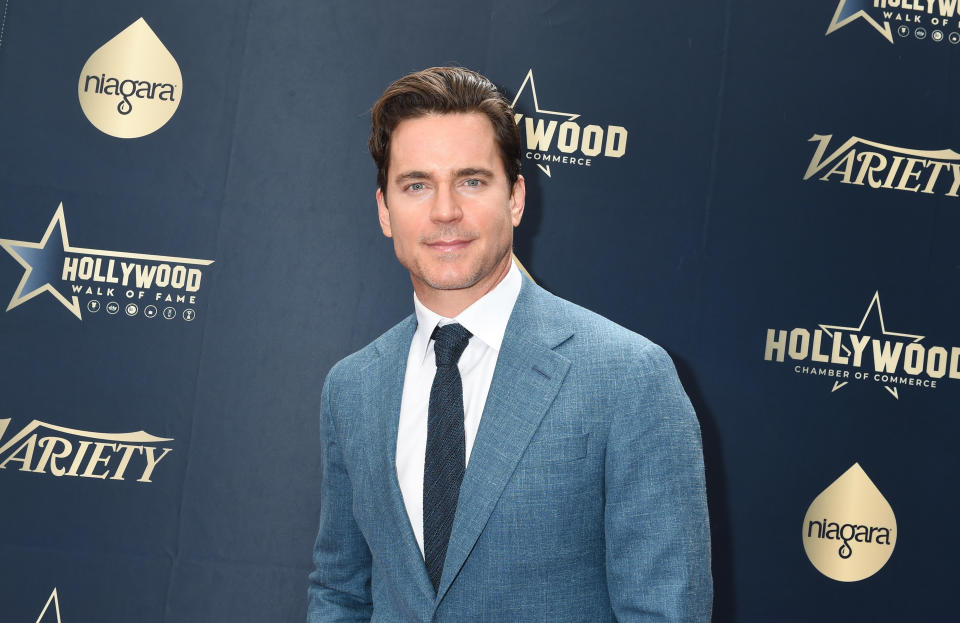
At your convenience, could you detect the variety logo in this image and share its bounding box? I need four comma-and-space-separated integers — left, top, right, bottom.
78, 18, 182, 138
803, 134, 960, 198
764, 292, 959, 399
0, 418, 173, 484
510, 69, 628, 178
803, 463, 897, 582
827, 0, 960, 45
0, 203, 213, 321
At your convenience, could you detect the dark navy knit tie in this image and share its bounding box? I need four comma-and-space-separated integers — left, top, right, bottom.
423, 322, 472, 592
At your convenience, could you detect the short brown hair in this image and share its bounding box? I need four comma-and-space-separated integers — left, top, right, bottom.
369, 66, 522, 193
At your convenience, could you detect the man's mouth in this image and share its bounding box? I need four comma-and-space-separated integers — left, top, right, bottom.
426, 238, 472, 252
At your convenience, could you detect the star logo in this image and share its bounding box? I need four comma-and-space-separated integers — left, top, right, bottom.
35, 587, 63, 623
0, 203, 213, 320
818, 291, 922, 399
510, 69, 579, 178
826, 0, 894, 44
0, 204, 82, 319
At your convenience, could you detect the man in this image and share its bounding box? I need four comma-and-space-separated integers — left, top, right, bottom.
307, 66, 712, 622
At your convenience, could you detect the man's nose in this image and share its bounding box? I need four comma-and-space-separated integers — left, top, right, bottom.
430, 185, 463, 223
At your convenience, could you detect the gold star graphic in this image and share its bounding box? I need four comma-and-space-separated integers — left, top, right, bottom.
819, 291, 922, 399
826, 0, 894, 44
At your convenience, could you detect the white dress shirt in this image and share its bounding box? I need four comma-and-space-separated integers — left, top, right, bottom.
396, 262, 522, 557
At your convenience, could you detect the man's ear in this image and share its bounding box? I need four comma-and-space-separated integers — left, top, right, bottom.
509, 174, 526, 227
376, 187, 392, 237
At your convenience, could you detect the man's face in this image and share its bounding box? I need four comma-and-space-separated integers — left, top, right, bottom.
376, 112, 524, 305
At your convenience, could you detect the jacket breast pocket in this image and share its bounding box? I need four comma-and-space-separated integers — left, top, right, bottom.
523, 432, 589, 464
508, 432, 594, 501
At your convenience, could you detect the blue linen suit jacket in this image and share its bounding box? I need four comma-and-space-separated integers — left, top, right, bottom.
307, 277, 712, 622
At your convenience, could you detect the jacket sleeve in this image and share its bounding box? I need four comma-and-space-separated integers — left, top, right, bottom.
307, 372, 374, 622
604, 343, 713, 622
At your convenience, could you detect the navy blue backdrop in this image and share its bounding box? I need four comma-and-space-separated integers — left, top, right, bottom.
1, 1, 956, 620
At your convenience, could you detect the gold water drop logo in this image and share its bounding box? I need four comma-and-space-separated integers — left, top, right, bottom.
802, 463, 897, 582
77, 18, 182, 138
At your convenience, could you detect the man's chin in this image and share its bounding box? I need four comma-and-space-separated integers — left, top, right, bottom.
412, 253, 511, 294
415, 264, 485, 291
421, 274, 480, 291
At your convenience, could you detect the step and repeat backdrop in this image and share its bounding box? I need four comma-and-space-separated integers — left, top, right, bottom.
0, 1, 956, 621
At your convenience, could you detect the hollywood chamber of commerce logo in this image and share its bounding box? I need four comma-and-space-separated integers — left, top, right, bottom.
78, 18, 182, 138
510, 69, 628, 178
803, 134, 960, 198
0, 418, 173, 483
827, 0, 960, 45
803, 463, 897, 582
0, 203, 213, 321
764, 291, 960, 399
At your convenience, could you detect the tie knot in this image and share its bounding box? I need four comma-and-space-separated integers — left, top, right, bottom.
431, 323, 472, 367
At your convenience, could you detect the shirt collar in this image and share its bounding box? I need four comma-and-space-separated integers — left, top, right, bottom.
411, 261, 522, 364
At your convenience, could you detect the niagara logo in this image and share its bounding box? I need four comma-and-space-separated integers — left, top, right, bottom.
827, 0, 960, 45
78, 18, 182, 138
510, 69, 628, 178
805, 518, 893, 559
803, 464, 897, 582
80, 73, 177, 116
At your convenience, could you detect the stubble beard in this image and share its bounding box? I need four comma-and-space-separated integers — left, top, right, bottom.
415, 235, 512, 292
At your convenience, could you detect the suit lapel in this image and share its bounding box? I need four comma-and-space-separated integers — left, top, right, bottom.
435, 281, 573, 603
362, 316, 436, 601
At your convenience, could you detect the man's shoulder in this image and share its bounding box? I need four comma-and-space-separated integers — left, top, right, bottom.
527, 284, 692, 421
523, 281, 671, 372
324, 314, 415, 387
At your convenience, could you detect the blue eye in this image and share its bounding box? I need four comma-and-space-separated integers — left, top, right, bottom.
465, 179, 481, 187
408, 182, 425, 192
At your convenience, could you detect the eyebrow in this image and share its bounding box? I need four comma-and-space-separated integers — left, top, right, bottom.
394, 170, 434, 183
454, 168, 494, 178
393, 168, 496, 185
